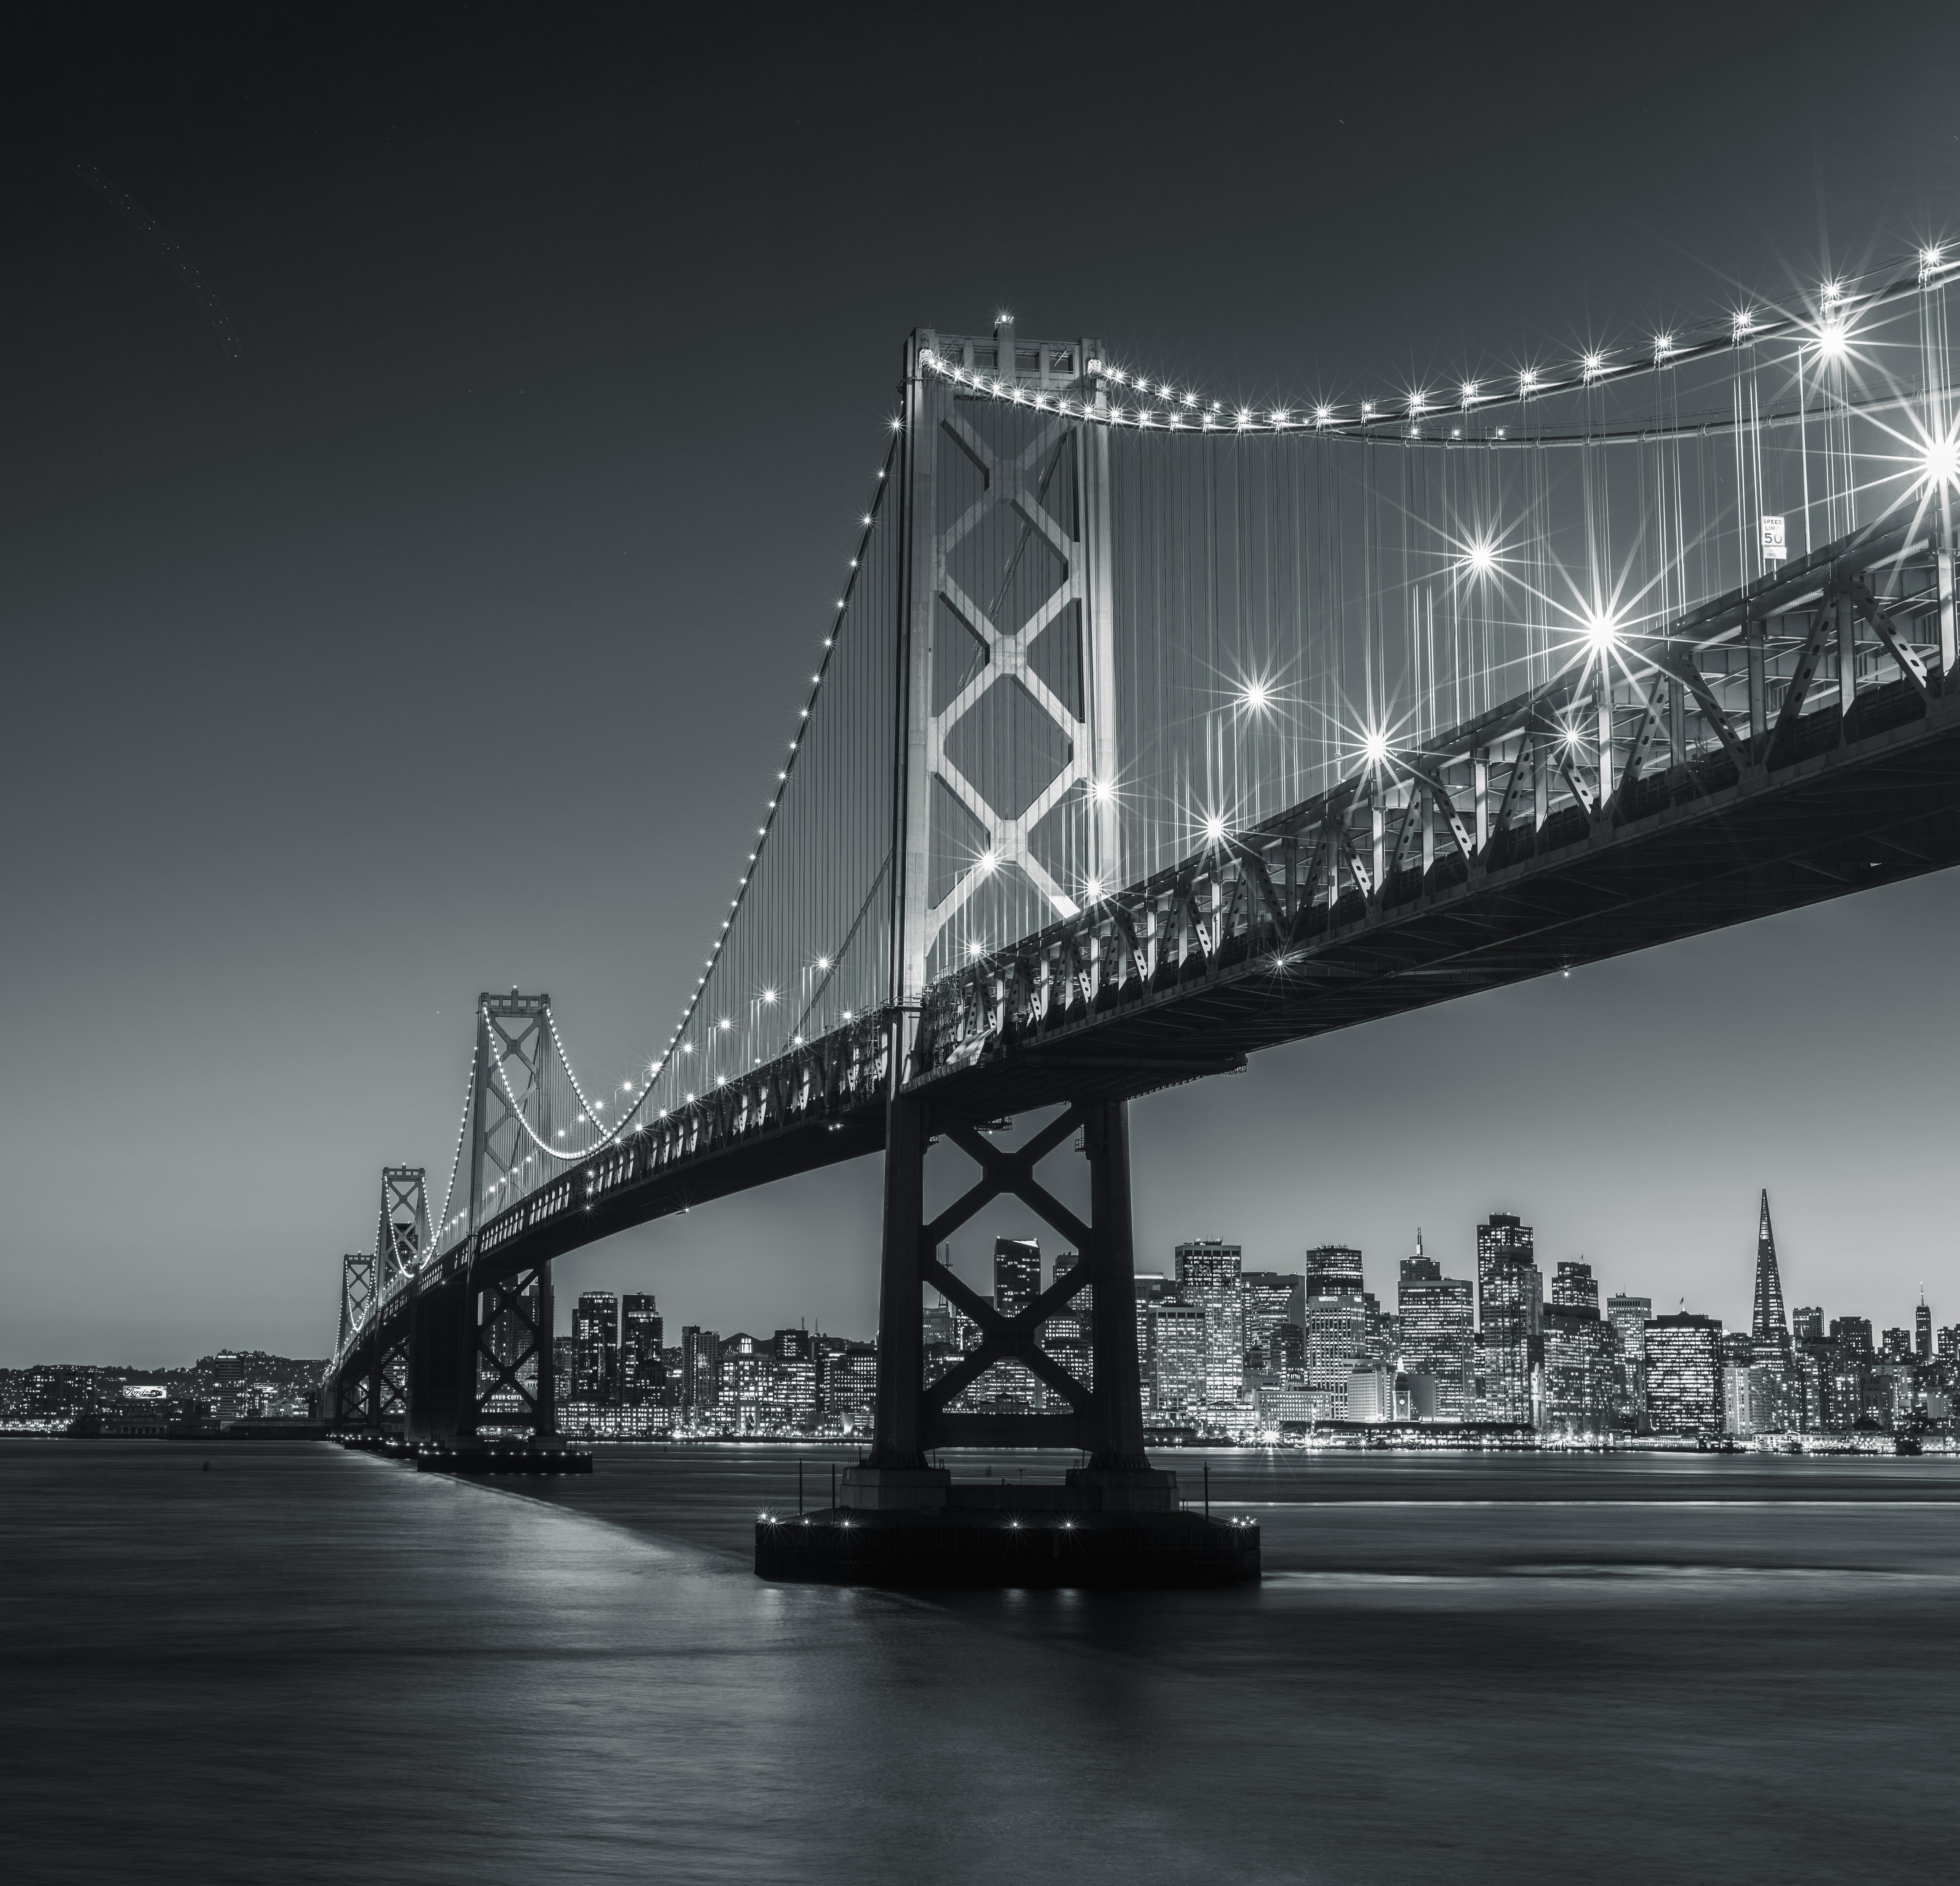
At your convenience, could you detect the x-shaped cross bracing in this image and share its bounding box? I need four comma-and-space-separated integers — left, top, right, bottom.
929, 412, 1090, 941
916, 1107, 1094, 1419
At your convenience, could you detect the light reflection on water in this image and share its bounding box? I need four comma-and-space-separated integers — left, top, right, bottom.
6, 1441, 1959, 1884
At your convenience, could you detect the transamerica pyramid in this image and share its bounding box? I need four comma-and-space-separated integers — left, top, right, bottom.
1752, 1189, 1790, 1349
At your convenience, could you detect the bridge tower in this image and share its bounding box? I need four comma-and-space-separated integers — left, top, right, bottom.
331, 1251, 376, 1425
849, 323, 1171, 1512
403, 993, 559, 1442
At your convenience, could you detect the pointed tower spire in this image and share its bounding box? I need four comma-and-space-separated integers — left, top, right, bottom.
1752, 1188, 1790, 1348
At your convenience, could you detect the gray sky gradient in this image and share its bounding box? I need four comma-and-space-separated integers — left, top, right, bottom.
5, 4, 1960, 1364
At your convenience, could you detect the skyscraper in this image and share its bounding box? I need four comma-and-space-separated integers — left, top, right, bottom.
621, 1293, 663, 1401
1542, 1261, 1615, 1435
572, 1291, 619, 1403
680, 1325, 721, 1422
1476, 1213, 1540, 1424
1398, 1238, 1474, 1419
1753, 1190, 1790, 1351
1607, 1294, 1652, 1431
1303, 1245, 1364, 1296
1644, 1311, 1723, 1437
994, 1238, 1040, 1318
1148, 1299, 1207, 1416
1916, 1292, 1933, 1360
1175, 1240, 1244, 1405
1241, 1270, 1304, 1371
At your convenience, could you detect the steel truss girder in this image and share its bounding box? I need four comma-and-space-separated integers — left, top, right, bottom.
917, 515, 1949, 1081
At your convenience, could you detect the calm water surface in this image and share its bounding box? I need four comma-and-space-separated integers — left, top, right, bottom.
5, 1440, 1957, 1883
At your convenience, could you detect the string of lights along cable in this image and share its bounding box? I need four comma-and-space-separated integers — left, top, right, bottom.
344, 228, 1958, 1339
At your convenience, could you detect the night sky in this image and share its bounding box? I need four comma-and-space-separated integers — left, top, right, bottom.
6, 3, 1960, 1366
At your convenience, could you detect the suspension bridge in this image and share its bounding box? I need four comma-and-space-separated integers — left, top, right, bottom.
324, 238, 1960, 1566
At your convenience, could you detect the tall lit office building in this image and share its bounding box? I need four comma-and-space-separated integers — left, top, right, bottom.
572, 1291, 619, 1403
1643, 1311, 1723, 1437
680, 1325, 721, 1420
1175, 1239, 1244, 1404
1044, 1251, 1092, 1390
1542, 1262, 1614, 1435
1149, 1300, 1207, 1415
1476, 1213, 1540, 1423
1397, 1236, 1473, 1418
1242, 1270, 1304, 1371
621, 1293, 663, 1401
1303, 1293, 1368, 1403
1607, 1294, 1652, 1431
1303, 1245, 1364, 1296
1917, 1292, 1933, 1360
994, 1239, 1040, 1318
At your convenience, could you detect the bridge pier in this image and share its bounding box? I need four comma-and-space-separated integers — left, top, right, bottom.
403, 1262, 557, 1446
852, 1091, 1170, 1508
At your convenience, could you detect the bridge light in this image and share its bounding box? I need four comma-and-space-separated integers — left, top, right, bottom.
762, 988, 778, 1004
977, 849, 999, 874
1816, 319, 1849, 358
1461, 381, 1478, 403
1582, 352, 1604, 379
1732, 309, 1756, 336
1921, 428, 1960, 489
1084, 877, 1103, 900
1236, 408, 1253, 430
1923, 244, 1946, 278
1239, 678, 1271, 712
841, 1009, 852, 1020
718, 1017, 732, 1030
1821, 278, 1843, 305
816, 955, 831, 970
967, 939, 983, 959
1461, 538, 1497, 577
1519, 369, 1538, 392
1090, 776, 1113, 804
1363, 729, 1389, 766
1203, 813, 1227, 845
1654, 333, 1675, 359
1314, 405, 1332, 423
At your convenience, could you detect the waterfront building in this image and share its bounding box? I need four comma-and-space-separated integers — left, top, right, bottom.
1399, 1240, 1474, 1418
621, 1294, 663, 1401
774, 1328, 817, 1428
1346, 1367, 1394, 1422
719, 1333, 772, 1433
1542, 1267, 1615, 1436
819, 1340, 877, 1429
1476, 1214, 1540, 1424
1242, 1270, 1304, 1371
1607, 1294, 1652, 1431
1644, 1311, 1723, 1438
680, 1325, 721, 1421
1148, 1299, 1207, 1416
1303, 1292, 1368, 1415
1175, 1239, 1245, 1404
573, 1291, 619, 1403
1303, 1244, 1364, 1296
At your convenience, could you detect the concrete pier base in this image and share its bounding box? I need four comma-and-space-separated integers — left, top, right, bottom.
756, 1503, 1258, 1588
